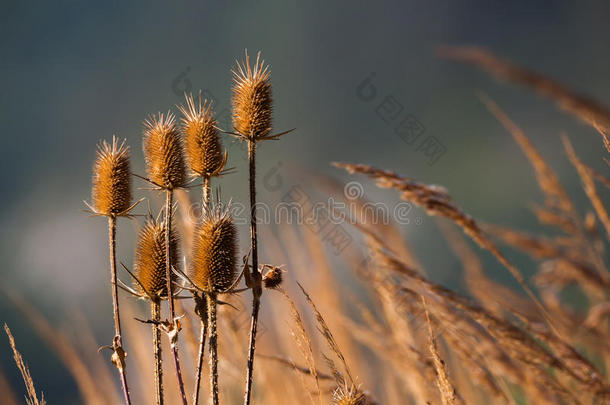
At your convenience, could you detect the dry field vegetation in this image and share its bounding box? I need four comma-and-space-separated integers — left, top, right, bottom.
3, 47, 610, 405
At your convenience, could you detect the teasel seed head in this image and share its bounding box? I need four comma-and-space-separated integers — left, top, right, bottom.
231, 50, 273, 141
178, 93, 226, 177
143, 112, 187, 189
91, 136, 132, 216
333, 386, 367, 405
262, 265, 283, 289
190, 204, 238, 292
134, 216, 179, 299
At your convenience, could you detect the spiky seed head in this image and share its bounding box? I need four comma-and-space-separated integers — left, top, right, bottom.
92, 136, 132, 216
263, 266, 283, 289
190, 205, 238, 292
134, 217, 179, 299
178, 93, 225, 177
143, 112, 187, 189
333, 386, 367, 405
231, 50, 272, 141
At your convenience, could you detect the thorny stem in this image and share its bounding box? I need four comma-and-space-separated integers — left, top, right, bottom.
194, 177, 211, 405
165, 190, 188, 405
244, 140, 262, 405
152, 299, 164, 405
193, 294, 208, 405
108, 216, 132, 405
203, 176, 211, 209
208, 293, 219, 405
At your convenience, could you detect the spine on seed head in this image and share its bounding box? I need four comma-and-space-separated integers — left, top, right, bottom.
92, 136, 132, 216
134, 216, 179, 298
190, 204, 238, 292
143, 112, 187, 189
231, 51, 273, 141
179, 93, 226, 178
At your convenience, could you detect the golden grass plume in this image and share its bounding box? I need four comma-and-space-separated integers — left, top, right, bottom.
4, 324, 46, 405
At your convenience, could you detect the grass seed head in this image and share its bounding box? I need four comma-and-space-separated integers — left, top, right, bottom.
92, 136, 132, 216
333, 385, 367, 405
134, 216, 178, 298
143, 112, 187, 189
179, 93, 225, 177
191, 204, 238, 292
231, 50, 272, 141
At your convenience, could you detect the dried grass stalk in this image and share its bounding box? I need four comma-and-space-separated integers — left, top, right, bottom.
4, 324, 46, 405
440, 45, 610, 132
479, 94, 576, 219
1, 286, 106, 403
563, 135, 610, 240
334, 162, 557, 333
422, 300, 463, 405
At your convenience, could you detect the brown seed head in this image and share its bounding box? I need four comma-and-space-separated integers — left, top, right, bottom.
231, 50, 273, 140
333, 386, 367, 405
92, 136, 132, 216
143, 112, 187, 189
178, 93, 226, 177
134, 216, 179, 299
190, 205, 238, 292
263, 265, 283, 289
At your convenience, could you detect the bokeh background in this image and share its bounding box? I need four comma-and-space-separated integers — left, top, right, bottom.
2, 1, 610, 402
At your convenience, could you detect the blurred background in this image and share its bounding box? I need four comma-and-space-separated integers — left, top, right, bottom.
1, 0, 610, 402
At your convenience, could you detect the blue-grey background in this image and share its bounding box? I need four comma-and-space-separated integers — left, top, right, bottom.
1, 1, 609, 402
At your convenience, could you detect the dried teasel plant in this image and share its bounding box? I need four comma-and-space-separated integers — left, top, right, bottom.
178, 92, 229, 404
262, 265, 284, 290
232, 51, 273, 142
143, 113, 187, 191
125, 214, 179, 405
231, 49, 293, 405
142, 113, 188, 405
179, 92, 227, 203
188, 203, 239, 405
85, 136, 137, 405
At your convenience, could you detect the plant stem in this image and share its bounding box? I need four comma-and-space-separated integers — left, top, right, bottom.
192, 294, 208, 405
194, 177, 211, 405
203, 176, 211, 209
207, 293, 219, 405
165, 190, 188, 405
244, 140, 262, 405
108, 216, 132, 405
152, 299, 164, 405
